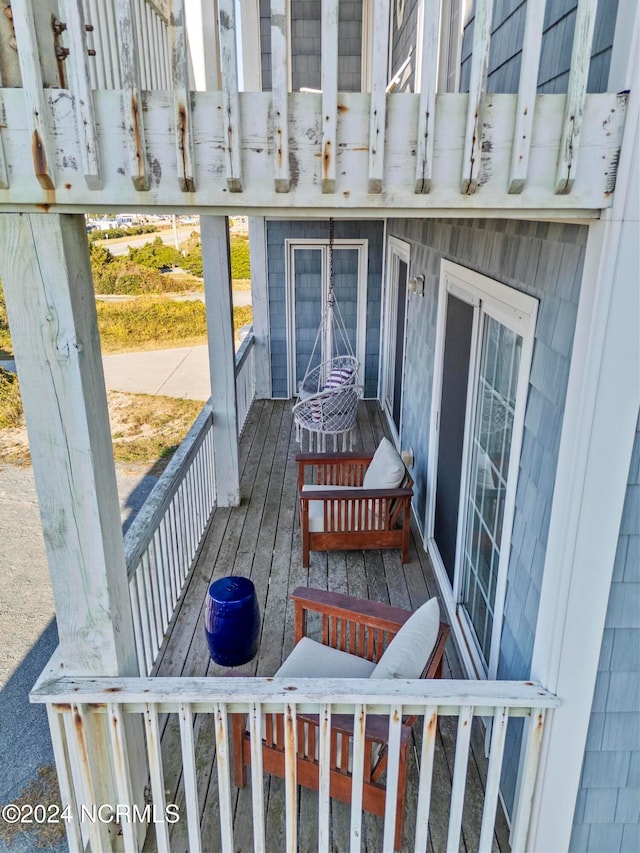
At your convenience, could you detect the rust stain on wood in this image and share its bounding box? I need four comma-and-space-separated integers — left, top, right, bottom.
177, 102, 195, 192
53, 703, 71, 711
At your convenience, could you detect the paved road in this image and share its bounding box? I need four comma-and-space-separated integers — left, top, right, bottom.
96, 225, 199, 255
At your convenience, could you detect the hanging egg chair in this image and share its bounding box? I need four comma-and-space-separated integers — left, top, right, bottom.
293, 219, 362, 451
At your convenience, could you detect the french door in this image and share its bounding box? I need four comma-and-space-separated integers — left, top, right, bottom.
286, 240, 368, 396
382, 237, 410, 440
428, 261, 537, 677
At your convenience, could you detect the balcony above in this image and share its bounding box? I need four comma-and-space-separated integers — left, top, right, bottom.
0, 0, 629, 217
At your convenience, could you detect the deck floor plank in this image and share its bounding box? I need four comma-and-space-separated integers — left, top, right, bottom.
150, 399, 510, 853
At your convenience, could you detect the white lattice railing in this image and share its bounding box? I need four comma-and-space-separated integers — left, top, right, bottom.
124, 404, 215, 675
31, 677, 558, 852
235, 328, 256, 436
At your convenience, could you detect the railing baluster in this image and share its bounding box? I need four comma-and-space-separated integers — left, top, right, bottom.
321, 0, 338, 193
46, 706, 83, 852
215, 702, 235, 852
446, 705, 474, 852
135, 571, 154, 674
248, 702, 266, 853
217, 0, 243, 192
179, 702, 202, 851
478, 705, 509, 850
382, 704, 403, 852
144, 703, 171, 852
414, 0, 440, 193
87, 0, 107, 88
129, 576, 147, 674
414, 708, 438, 853
115, 0, 150, 190
318, 703, 332, 852
368, 0, 391, 193
104, 0, 122, 88
284, 701, 298, 852
511, 709, 547, 850
270, 0, 290, 192
107, 703, 138, 852
460, 0, 494, 195
349, 704, 366, 852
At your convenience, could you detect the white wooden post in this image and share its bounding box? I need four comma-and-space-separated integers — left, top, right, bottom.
240, 0, 262, 91
0, 213, 139, 677
201, 215, 240, 506
248, 216, 272, 398
321, 0, 338, 193
11, 0, 56, 189
62, 0, 102, 190
460, 0, 493, 194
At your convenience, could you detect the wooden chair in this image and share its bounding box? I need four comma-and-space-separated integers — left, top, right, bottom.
231, 587, 450, 851
297, 450, 414, 568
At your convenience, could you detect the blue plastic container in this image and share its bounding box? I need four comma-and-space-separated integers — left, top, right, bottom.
204, 576, 260, 666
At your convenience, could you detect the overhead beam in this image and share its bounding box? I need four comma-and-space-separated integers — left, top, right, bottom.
555, 0, 599, 194
460, 0, 493, 195
10, 0, 56, 190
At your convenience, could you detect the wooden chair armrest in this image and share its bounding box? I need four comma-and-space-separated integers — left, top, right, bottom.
296, 452, 375, 465
299, 487, 413, 501
424, 623, 450, 679
291, 587, 414, 643
296, 711, 412, 745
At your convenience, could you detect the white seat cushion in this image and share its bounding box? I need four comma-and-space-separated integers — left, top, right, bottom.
275, 636, 376, 678
369, 598, 440, 679
362, 437, 405, 489
302, 484, 365, 533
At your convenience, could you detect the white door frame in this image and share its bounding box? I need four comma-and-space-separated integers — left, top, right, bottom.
426, 259, 538, 678
285, 238, 368, 397
381, 236, 411, 445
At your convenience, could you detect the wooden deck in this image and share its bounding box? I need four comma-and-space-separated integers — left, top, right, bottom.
149, 398, 511, 852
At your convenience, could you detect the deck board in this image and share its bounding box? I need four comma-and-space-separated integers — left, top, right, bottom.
151, 398, 511, 852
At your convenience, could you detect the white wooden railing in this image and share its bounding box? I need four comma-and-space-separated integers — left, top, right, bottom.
124, 404, 215, 675
235, 328, 256, 436
0, 0, 627, 211
31, 677, 559, 852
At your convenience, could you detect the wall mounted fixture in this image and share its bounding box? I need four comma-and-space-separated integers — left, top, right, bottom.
408, 274, 425, 296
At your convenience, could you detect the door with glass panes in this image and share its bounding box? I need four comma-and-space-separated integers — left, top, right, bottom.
428, 261, 537, 677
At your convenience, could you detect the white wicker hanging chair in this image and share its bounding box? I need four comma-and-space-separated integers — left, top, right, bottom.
293, 219, 361, 451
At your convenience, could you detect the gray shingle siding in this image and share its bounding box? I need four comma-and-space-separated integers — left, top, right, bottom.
460, 0, 618, 94
267, 220, 383, 398
570, 412, 640, 853
387, 216, 588, 816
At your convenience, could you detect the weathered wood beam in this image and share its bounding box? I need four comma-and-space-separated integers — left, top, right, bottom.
170, 0, 196, 191
321, 0, 339, 193
10, 0, 56, 190
62, 0, 102, 190
368, 0, 391, 193
555, 0, 598, 194
460, 0, 493, 194
508, 0, 545, 193
217, 0, 243, 192
0, 213, 138, 677
270, 0, 290, 192
414, 0, 441, 193
115, 0, 150, 190
248, 217, 272, 398
201, 216, 240, 505
0, 131, 8, 189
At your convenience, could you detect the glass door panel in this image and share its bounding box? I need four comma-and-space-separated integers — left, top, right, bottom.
293, 248, 323, 388
460, 315, 522, 665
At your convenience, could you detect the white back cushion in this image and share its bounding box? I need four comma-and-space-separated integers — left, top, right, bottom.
363, 437, 405, 490
369, 598, 440, 679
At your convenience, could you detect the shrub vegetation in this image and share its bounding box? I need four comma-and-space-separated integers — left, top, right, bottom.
0, 366, 22, 428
